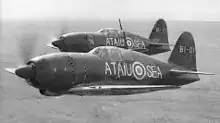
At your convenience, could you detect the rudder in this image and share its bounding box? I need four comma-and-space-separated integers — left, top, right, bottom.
149, 19, 169, 46
168, 32, 197, 71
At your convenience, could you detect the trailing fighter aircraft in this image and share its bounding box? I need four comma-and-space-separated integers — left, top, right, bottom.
5, 32, 214, 96
47, 19, 171, 55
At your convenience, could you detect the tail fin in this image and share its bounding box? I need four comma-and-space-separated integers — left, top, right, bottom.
168, 32, 197, 71
149, 19, 169, 45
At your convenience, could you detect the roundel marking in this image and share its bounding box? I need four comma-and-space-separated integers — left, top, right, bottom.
135, 66, 143, 76
126, 37, 133, 47
132, 61, 146, 80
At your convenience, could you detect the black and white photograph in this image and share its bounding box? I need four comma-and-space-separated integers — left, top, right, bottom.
1, 0, 220, 123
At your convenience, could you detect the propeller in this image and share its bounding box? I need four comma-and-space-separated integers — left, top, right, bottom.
17, 31, 39, 63
4, 25, 63, 96
5, 30, 39, 87
47, 24, 69, 49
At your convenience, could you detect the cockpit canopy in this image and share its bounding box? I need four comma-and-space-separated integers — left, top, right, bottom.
97, 28, 121, 35
89, 46, 134, 61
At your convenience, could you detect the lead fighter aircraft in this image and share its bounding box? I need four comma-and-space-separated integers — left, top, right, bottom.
47, 19, 171, 55
5, 32, 214, 96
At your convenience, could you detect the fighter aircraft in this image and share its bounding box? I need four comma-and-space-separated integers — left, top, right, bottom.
5, 32, 214, 96
47, 19, 171, 55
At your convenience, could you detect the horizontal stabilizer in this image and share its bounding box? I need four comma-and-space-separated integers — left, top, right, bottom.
149, 42, 175, 47
5, 68, 16, 74
170, 69, 215, 75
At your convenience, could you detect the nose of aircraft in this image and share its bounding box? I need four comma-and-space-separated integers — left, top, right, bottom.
47, 38, 60, 49
48, 37, 67, 52
51, 40, 60, 48
15, 64, 35, 79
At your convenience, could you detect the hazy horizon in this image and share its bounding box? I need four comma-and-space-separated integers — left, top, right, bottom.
2, 19, 220, 23
2, 0, 220, 21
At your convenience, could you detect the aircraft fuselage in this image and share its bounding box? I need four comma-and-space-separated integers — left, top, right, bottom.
54, 29, 169, 55
28, 47, 199, 95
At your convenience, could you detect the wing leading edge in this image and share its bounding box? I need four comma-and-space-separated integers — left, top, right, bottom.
67, 85, 180, 96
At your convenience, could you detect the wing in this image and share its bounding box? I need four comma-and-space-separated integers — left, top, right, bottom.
170, 69, 215, 75
67, 85, 180, 96
131, 48, 149, 53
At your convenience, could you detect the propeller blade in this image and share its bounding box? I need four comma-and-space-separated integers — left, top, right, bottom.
5, 68, 16, 75
47, 25, 68, 49
57, 24, 69, 36
46, 42, 58, 49
17, 31, 39, 63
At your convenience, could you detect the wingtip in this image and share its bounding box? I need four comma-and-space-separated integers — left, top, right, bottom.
5, 68, 16, 74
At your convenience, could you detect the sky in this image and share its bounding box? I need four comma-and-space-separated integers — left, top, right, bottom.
2, 0, 220, 21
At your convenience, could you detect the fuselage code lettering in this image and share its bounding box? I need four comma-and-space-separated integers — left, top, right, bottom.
179, 45, 195, 54
106, 37, 146, 49
105, 61, 162, 80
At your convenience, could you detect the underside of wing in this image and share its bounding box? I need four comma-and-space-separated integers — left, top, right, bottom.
67, 85, 180, 96
170, 69, 215, 75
